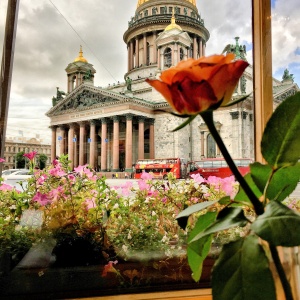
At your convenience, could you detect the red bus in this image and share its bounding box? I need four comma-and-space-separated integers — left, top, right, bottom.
134, 158, 188, 179
188, 158, 252, 179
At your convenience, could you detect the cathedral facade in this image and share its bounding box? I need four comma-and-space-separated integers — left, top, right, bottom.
46, 0, 299, 172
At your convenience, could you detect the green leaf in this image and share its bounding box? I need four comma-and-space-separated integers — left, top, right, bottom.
251, 200, 300, 246
218, 196, 231, 205
250, 162, 272, 193
187, 211, 217, 281
212, 235, 276, 300
250, 162, 300, 201
261, 92, 300, 168
171, 114, 197, 132
266, 163, 300, 201
176, 200, 219, 230
234, 173, 262, 206
191, 207, 249, 243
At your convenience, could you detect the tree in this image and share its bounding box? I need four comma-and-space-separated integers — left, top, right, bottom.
37, 153, 48, 170
15, 151, 25, 168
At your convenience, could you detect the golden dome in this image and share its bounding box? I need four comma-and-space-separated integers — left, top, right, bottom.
137, 0, 196, 8
165, 14, 182, 31
74, 45, 88, 63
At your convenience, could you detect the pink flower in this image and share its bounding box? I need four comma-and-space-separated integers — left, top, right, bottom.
141, 172, 153, 180
148, 190, 158, 197
37, 174, 48, 185
23, 151, 37, 161
52, 159, 59, 166
0, 183, 13, 191
33, 192, 51, 206
74, 164, 88, 175
102, 260, 118, 277
121, 181, 133, 196
206, 176, 236, 198
138, 180, 149, 191
48, 166, 67, 177
85, 198, 96, 210
48, 186, 64, 202
191, 173, 206, 184
67, 174, 76, 183
0, 158, 5, 163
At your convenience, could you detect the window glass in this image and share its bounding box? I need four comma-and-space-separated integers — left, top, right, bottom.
0, 1, 269, 299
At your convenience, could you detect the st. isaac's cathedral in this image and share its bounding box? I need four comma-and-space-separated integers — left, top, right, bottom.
46, 0, 299, 172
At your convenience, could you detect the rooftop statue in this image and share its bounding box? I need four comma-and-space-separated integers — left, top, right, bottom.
126, 77, 132, 91
83, 69, 92, 81
282, 68, 294, 82
52, 87, 66, 107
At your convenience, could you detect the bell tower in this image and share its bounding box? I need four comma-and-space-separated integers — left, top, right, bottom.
65, 46, 96, 93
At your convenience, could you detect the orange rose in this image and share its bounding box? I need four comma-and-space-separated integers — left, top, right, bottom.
146, 54, 249, 115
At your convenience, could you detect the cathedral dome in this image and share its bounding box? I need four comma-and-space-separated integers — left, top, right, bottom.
74, 46, 88, 63
137, 0, 196, 8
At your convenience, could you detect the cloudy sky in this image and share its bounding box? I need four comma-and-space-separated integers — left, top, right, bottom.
0, 0, 299, 144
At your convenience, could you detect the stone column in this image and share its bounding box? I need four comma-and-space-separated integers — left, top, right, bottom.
125, 114, 133, 171
153, 31, 157, 63
89, 120, 96, 170
112, 116, 119, 171
157, 47, 161, 69
203, 43, 206, 56
127, 43, 130, 72
130, 40, 134, 70
138, 116, 145, 159
100, 118, 108, 171
174, 42, 178, 65
193, 36, 197, 59
149, 118, 155, 159
135, 37, 139, 68
143, 33, 147, 65
68, 123, 75, 170
50, 126, 57, 162
200, 131, 205, 157
199, 38, 203, 57
79, 122, 86, 166
171, 44, 175, 66
59, 126, 66, 155
73, 129, 79, 168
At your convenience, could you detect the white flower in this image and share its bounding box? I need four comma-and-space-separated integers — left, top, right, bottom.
113, 203, 119, 209
9, 205, 16, 210
4, 215, 11, 221
127, 231, 132, 240
161, 235, 168, 243
151, 211, 156, 216
122, 244, 128, 253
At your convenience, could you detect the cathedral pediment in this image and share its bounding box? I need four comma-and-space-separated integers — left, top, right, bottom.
46, 85, 123, 116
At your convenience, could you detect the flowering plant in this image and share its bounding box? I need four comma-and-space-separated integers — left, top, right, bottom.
0, 154, 120, 267
106, 171, 244, 262
147, 53, 300, 300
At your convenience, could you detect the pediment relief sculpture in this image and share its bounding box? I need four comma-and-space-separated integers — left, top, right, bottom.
55, 89, 117, 113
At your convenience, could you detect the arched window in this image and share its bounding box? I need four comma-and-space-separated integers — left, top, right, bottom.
164, 47, 172, 68
72, 76, 76, 90
207, 134, 216, 158
180, 48, 184, 61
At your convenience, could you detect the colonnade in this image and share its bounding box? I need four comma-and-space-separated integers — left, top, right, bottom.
126, 33, 206, 72
51, 115, 155, 172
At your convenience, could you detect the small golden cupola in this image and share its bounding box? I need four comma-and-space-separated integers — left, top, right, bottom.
164, 13, 182, 32
74, 45, 88, 63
